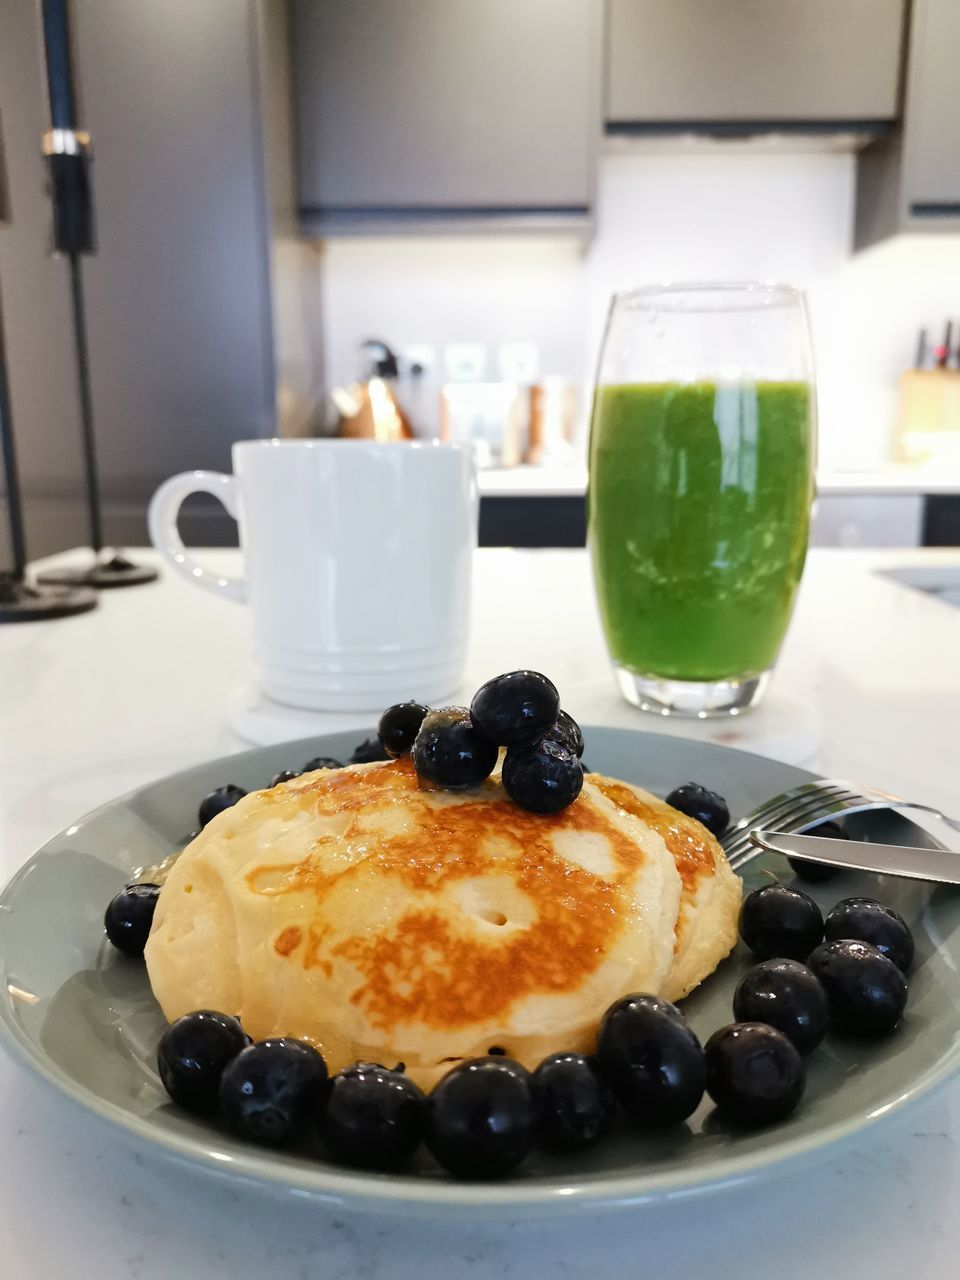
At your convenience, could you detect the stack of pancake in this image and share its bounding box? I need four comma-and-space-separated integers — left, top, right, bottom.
145, 758, 740, 1087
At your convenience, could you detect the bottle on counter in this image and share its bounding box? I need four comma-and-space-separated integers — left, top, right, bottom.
332, 340, 415, 442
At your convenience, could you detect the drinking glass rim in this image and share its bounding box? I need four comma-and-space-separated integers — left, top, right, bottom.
612, 281, 805, 313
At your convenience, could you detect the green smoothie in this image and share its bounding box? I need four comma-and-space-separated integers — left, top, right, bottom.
588, 380, 814, 681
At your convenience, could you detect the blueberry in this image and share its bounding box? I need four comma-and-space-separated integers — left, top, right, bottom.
157, 1010, 250, 1113
807, 939, 907, 1036
104, 883, 160, 958
219, 1039, 328, 1145
198, 784, 246, 828
350, 738, 390, 764
270, 769, 301, 787
470, 671, 560, 748
502, 738, 584, 815
425, 1058, 535, 1178
596, 993, 705, 1127
664, 782, 729, 838
547, 710, 585, 758
739, 884, 823, 961
319, 1062, 426, 1169
411, 708, 498, 791
705, 1023, 805, 1126
733, 959, 829, 1055
378, 702, 429, 758
530, 1052, 616, 1152
823, 898, 915, 973
788, 819, 846, 882
302, 756, 343, 773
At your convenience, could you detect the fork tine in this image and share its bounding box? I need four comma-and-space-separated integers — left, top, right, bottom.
722, 777, 919, 873
724, 784, 879, 870
733, 793, 850, 848
721, 782, 845, 851
722, 784, 857, 859
725, 795, 856, 863
727, 794, 881, 870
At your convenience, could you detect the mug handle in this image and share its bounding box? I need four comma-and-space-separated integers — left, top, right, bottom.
147, 470, 247, 603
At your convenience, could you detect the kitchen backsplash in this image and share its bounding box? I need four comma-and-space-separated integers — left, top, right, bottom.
319, 148, 960, 472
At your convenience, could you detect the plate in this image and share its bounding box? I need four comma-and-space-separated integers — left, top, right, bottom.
0, 727, 957, 1216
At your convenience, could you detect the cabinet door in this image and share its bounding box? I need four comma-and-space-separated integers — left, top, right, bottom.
810, 496, 922, 548
607, 0, 905, 124
294, 0, 598, 214
903, 0, 960, 210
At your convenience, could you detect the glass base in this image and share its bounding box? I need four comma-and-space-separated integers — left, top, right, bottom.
614, 667, 770, 718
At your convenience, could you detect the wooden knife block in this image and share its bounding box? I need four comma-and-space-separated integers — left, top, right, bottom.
895, 369, 960, 462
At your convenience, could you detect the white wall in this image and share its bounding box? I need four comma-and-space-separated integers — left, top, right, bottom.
586, 149, 853, 465
820, 234, 960, 467
319, 146, 960, 470
320, 235, 587, 438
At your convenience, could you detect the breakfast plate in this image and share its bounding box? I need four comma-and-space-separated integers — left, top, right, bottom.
0, 726, 957, 1215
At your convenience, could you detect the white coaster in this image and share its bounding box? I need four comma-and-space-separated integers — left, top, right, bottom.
227, 685, 377, 746
564, 681, 821, 768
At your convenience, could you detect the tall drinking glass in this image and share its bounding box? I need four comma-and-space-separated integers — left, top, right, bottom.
588, 282, 816, 717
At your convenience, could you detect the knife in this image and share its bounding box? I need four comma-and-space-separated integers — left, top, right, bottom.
749, 829, 960, 885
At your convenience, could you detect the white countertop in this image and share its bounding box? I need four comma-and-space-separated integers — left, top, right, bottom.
1, 546, 959, 1279
477, 464, 960, 498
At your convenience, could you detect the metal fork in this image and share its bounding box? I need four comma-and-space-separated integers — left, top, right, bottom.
721, 778, 960, 872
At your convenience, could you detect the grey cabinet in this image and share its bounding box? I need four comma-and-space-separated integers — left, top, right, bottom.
901, 0, 960, 211
810, 496, 922, 549
293, 0, 600, 234
855, 0, 960, 245
606, 0, 906, 126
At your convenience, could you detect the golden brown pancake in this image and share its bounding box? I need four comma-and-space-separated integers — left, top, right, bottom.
145, 758, 687, 1085
591, 776, 741, 1001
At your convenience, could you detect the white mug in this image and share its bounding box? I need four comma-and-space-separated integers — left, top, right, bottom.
148, 439, 477, 711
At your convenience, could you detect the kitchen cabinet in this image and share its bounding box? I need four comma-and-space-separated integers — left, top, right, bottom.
292, 0, 600, 235
606, 0, 906, 128
855, 0, 960, 245
810, 496, 923, 549
901, 0, 960, 207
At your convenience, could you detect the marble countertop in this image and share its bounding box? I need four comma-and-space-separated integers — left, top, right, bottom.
0, 546, 959, 1279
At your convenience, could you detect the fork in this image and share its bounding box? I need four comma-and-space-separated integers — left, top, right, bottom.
721, 778, 960, 873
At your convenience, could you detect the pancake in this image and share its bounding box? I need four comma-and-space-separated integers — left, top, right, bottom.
145, 757, 739, 1086
590, 776, 741, 1002
146, 758, 690, 1084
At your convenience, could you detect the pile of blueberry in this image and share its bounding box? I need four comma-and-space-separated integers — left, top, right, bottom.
379, 670, 585, 815
713, 885, 913, 1123
155, 1010, 617, 1175
103, 673, 584, 958
196, 671, 586, 833
151, 871, 914, 1178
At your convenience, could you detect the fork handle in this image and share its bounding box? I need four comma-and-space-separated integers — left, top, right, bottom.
890, 801, 960, 835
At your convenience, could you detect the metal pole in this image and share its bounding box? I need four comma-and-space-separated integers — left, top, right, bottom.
0, 298, 27, 578
66, 253, 103, 554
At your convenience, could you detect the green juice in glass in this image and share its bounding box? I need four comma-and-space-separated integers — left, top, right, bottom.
588, 380, 814, 682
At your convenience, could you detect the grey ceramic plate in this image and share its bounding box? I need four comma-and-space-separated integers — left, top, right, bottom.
0, 727, 957, 1217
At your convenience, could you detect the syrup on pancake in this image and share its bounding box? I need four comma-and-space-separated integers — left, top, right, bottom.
245, 759, 652, 1036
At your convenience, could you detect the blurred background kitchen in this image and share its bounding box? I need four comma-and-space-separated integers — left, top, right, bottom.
2, 0, 959, 562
